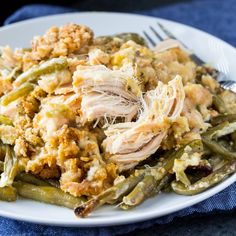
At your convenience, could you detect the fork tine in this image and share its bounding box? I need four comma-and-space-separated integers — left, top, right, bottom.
149, 26, 164, 41
226, 81, 235, 86
220, 80, 236, 90
143, 30, 156, 47
157, 22, 176, 39
225, 81, 233, 87
157, 22, 188, 48
157, 21, 205, 65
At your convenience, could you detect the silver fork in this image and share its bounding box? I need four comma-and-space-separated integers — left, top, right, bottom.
143, 23, 236, 93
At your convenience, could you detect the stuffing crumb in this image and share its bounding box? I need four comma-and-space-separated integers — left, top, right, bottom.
17, 24, 94, 70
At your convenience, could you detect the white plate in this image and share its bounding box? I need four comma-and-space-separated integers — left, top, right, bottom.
0, 12, 236, 227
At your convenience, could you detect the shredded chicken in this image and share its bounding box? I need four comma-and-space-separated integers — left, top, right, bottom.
73, 64, 141, 98
73, 64, 141, 124
81, 92, 139, 124
0, 101, 18, 119
154, 39, 187, 53
0, 46, 20, 95
0, 46, 19, 70
103, 75, 185, 170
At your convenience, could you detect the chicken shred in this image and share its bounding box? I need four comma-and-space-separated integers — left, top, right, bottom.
73, 64, 141, 124
103, 75, 185, 170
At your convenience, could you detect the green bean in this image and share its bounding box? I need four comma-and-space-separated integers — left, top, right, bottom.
171, 159, 236, 195
14, 57, 68, 87
0, 186, 17, 201
0, 145, 6, 161
115, 33, 147, 46
120, 140, 203, 208
1, 159, 51, 186
46, 179, 60, 188
152, 174, 173, 194
120, 175, 156, 209
15, 172, 51, 186
1, 160, 57, 187
202, 121, 236, 160
232, 132, 236, 150
119, 141, 203, 210
0, 145, 18, 187
1, 83, 34, 106
202, 121, 236, 140
121, 174, 172, 210
218, 139, 233, 150
1, 161, 55, 187
0, 161, 3, 172
119, 141, 202, 209
212, 95, 229, 114
211, 114, 236, 126
22, 48, 32, 52
207, 155, 226, 171
162, 139, 203, 171
202, 138, 236, 160
13, 181, 85, 209
74, 173, 145, 217
0, 115, 13, 125
98, 175, 144, 205
96, 33, 147, 46
162, 175, 175, 193
94, 36, 113, 45
75, 140, 202, 216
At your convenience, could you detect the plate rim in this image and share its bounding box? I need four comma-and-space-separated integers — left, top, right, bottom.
0, 11, 236, 227
1, 11, 235, 51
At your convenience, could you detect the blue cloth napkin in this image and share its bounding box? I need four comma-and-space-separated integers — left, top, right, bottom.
2, 1, 236, 235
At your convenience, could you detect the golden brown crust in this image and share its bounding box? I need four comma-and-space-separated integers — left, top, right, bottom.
17, 24, 94, 70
